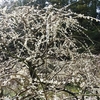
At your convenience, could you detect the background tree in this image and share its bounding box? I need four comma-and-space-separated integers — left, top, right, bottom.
42, 0, 100, 53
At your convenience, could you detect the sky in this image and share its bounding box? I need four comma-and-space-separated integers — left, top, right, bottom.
0, 0, 18, 4
0, 0, 2, 4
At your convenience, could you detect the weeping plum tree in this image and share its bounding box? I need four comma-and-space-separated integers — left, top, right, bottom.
0, 4, 100, 100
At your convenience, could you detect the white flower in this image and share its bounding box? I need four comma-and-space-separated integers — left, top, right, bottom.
80, 82, 85, 88
3, 97, 11, 100
54, 80, 57, 84
3, 80, 8, 86
40, 78, 43, 82
10, 75, 16, 79
53, 95, 60, 100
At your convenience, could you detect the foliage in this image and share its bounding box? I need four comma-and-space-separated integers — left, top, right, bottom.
0, 4, 100, 100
